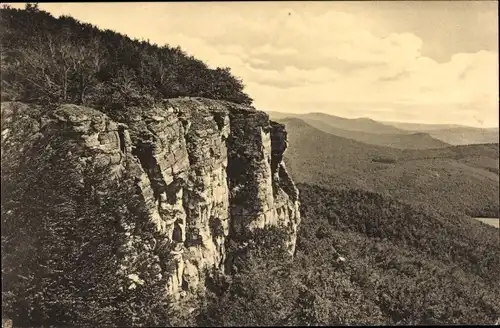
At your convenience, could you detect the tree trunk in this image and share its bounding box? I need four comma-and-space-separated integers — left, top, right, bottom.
62, 69, 68, 102
79, 73, 85, 105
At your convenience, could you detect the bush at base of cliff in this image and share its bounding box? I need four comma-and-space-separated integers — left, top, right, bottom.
197, 227, 301, 327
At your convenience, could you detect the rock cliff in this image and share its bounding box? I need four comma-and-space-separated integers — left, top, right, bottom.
1, 97, 300, 300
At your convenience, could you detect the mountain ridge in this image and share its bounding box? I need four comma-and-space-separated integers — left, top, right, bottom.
266, 110, 499, 146
279, 117, 499, 218
287, 117, 450, 149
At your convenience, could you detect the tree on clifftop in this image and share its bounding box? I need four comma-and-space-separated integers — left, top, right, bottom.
0, 5, 253, 110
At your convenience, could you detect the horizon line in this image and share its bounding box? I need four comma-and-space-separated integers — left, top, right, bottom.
263, 109, 500, 129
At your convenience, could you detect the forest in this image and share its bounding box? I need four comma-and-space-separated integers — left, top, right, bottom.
194, 184, 500, 326
0, 4, 252, 113
4, 177, 498, 326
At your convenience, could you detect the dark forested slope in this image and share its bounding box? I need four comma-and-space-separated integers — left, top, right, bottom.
0, 5, 252, 111
196, 184, 500, 326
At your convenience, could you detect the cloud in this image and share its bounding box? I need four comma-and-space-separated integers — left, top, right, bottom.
17, 2, 498, 127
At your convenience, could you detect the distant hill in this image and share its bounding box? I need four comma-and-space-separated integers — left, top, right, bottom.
267, 111, 450, 149
420, 127, 498, 146
301, 113, 408, 135
381, 121, 499, 145
266, 111, 499, 146
381, 121, 475, 131
267, 111, 408, 135
276, 116, 449, 149
280, 117, 499, 218
266, 111, 300, 121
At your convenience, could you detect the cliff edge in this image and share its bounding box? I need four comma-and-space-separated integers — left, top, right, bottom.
1, 97, 300, 304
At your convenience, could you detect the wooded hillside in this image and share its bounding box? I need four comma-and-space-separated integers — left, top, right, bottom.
0, 4, 252, 112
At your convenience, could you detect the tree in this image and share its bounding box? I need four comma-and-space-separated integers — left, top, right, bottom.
25, 3, 39, 12
71, 36, 104, 104
1, 6, 255, 107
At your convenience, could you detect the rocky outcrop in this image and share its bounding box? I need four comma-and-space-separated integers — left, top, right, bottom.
1, 97, 300, 300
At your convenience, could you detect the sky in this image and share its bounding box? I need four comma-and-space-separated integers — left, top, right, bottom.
7, 1, 499, 127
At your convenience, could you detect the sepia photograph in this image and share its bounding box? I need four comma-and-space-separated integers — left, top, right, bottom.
1, 1, 499, 327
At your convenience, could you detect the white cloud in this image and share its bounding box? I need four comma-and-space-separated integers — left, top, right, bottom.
14, 2, 498, 127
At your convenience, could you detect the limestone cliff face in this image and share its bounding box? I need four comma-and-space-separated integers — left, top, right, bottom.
1, 97, 300, 299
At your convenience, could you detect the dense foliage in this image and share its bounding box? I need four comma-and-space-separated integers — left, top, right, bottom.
296, 184, 500, 283
1, 113, 179, 326
196, 184, 500, 326
0, 4, 252, 112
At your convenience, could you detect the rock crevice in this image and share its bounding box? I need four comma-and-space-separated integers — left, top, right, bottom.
1, 97, 300, 300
